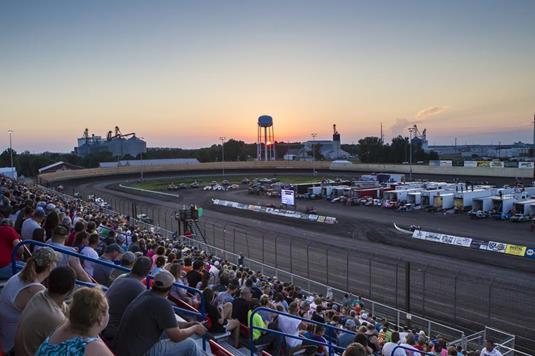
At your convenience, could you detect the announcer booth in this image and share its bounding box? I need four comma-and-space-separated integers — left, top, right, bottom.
280, 184, 296, 210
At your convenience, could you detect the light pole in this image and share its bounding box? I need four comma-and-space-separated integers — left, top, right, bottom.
8, 130, 14, 178
219, 137, 225, 178
311, 133, 317, 175
408, 126, 416, 181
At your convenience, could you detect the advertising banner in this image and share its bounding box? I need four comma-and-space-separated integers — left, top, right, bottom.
525, 248, 535, 259
281, 189, 295, 206
484, 241, 507, 253
489, 161, 504, 168
439, 160, 453, 167
464, 161, 478, 168
505, 244, 527, 256
477, 161, 490, 168
518, 162, 534, 169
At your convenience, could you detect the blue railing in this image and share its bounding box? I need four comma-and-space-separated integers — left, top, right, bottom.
392, 344, 436, 355
249, 307, 357, 356
11, 239, 207, 350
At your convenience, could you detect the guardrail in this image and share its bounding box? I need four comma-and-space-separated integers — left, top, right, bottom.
11, 239, 207, 350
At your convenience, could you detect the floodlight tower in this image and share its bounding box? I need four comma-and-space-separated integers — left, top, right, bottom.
257, 115, 276, 161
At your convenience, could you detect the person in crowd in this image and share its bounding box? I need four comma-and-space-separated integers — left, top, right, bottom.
186, 259, 204, 287
14, 266, 76, 356
14, 205, 33, 234
302, 324, 328, 355
354, 331, 374, 355
47, 224, 91, 282
365, 323, 381, 353
101, 256, 152, 344
231, 287, 252, 325
203, 288, 240, 343
31, 227, 46, 244
92, 243, 124, 286
382, 331, 405, 356
109, 251, 136, 283
151, 245, 166, 265
278, 300, 305, 353
35, 287, 113, 355
80, 233, 100, 276
338, 319, 358, 349
21, 208, 45, 241
43, 210, 60, 240
248, 298, 283, 355
215, 280, 238, 308
480, 340, 503, 356
114, 270, 207, 356
399, 333, 420, 356
0, 247, 58, 353
66, 220, 85, 247
343, 342, 368, 356
0, 218, 21, 279
167, 260, 193, 304
152, 255, 166, 275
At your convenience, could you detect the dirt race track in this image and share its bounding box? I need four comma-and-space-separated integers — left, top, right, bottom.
60, 171, 535, 353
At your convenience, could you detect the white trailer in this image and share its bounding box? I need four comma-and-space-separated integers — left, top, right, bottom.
472, 197, 494, 212
491, 195, 515, 214
513, 199, 535, 216
421, 190, 443, 207
408, 192, 422, 206
433, 193, 454, 210
454, 189, 492, 211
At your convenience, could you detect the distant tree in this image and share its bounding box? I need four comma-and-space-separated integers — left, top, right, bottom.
357, 137, 386, 163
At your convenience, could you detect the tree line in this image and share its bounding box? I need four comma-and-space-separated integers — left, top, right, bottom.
0, 136, 437, 177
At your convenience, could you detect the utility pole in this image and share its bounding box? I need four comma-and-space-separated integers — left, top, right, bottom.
408, 126, 416, 181
219, 137, 225, 178
140, 150, 144, 181
311, 133, 317, 175
8, 130, 14, 178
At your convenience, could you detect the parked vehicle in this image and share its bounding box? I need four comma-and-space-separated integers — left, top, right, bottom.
203, 185, 212, 191
241, 178, 250, 184
468, 210, 489, 219
510, 213, 530, 222
190, 181, 199, 188
398, 203, 414, 212
136, 213, 152, 224
167, 183, 178, 191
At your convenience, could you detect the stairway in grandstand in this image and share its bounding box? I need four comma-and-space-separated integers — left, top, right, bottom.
190, 219, 207, 244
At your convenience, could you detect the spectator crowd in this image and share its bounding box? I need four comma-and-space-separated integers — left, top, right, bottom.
0, 176, 501, 356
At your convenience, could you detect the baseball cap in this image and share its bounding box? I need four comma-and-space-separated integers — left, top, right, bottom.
104, 243, 125, 254
153, 270, 175, 289
33, 247, 59, 267
345, 319, 356, 329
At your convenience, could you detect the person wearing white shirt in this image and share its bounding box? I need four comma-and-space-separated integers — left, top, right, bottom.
480, 340, 503, 356
20, 210, 45, 241
382, 331, 406, 356
80, 234, 99, 277
277, 301, 304, 349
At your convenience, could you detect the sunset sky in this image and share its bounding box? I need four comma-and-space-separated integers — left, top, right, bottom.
1, 0, 534, 152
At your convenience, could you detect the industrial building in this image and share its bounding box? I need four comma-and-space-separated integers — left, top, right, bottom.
74, 126, 146, 157
285, 124, 351, 160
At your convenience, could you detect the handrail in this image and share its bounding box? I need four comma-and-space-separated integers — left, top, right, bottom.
391, 345, 435, 355
249, 306, 355, 356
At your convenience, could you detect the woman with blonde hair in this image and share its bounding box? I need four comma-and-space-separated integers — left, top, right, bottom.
0, 247, 58, 353
36, 287, 113, 355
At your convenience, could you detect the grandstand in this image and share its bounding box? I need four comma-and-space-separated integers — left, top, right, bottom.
0, 176, 529, 356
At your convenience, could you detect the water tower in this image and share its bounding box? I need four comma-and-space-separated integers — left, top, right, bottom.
257, 115, 276, 161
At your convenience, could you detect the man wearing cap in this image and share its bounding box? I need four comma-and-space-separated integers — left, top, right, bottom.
21, 208, 45, 241
338, 319, 358, 349
102, 256, 152, 345
92, 243, 124, 286
114, 270, 207, 356
47, 225, 91, 282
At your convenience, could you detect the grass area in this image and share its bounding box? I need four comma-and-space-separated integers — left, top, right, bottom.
128, 174, 322, 191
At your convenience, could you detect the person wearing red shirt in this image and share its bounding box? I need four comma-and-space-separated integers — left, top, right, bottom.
0, 219, 21, 279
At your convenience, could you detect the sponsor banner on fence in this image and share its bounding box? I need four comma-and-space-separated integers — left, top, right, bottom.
470, 239, 488, 250
411, 230, 472, 247
464, 161, 478, 168
489, 161, 504, 168
477, 161, 490, 168
518, 162, 534, 169
212, 199, 337, 224
439, 160, 453, 167
525, 248, 535, 259
482, 241, 507, 253
505, 244, 527, 256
